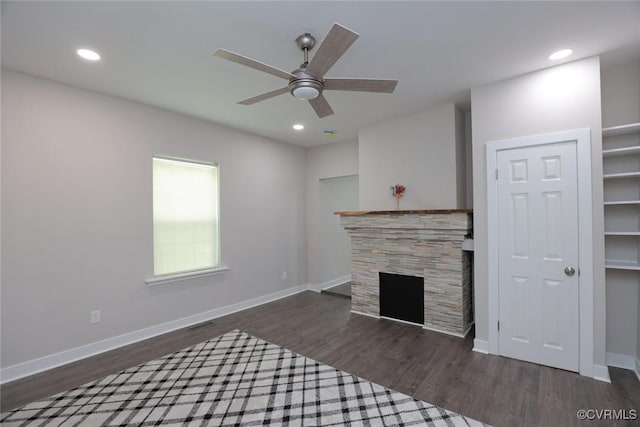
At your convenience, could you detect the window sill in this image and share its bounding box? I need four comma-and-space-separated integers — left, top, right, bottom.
145, 266, 229, 286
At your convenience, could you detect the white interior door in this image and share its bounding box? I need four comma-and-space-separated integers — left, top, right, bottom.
497, 141, 580, 372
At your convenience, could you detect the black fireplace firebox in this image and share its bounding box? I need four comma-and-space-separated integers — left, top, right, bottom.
379, 272, 424, 325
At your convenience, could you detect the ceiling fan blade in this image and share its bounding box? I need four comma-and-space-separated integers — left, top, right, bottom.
238, 87, 289, 105
324, 78, 398, 93
305, 24, 359, 78
213, 49, 294, 80
308, 94, 334, 118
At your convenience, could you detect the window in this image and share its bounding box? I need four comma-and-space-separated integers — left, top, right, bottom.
152, 157, 219, 276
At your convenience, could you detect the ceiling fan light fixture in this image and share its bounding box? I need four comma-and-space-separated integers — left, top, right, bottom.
289, 76, 323, 100
292, 86, 320, 100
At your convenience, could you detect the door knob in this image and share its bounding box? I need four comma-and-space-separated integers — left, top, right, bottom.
564, 267, 576, 276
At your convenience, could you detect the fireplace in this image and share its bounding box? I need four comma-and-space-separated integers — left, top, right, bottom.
379, 272, 424, 325
336, 209, 473, 337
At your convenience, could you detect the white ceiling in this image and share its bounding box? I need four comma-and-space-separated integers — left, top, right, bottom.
2, 1, 639, 147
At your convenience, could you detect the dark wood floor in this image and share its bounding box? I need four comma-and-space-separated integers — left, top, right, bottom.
2, 291, 639, 426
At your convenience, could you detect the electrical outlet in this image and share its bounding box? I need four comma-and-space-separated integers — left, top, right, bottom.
90, 310, 101, 324
282, 271, 288, 280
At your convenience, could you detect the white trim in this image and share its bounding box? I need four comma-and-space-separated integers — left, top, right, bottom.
350, 310, 380, 320
473, 339, 489, 354
307, 275, 351, 293
485, 128, 594, 378
423, 322, 474, 338
592, 364, 612, 383
145, 266, 229, 286
0, 284, 307, 384
606, 352, 636, 370
153, 155, 218, 168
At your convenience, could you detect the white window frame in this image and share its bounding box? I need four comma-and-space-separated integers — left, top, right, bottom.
146, 156, 227, 286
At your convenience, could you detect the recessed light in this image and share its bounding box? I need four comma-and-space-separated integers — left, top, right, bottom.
293, 124, 304, 131
548, 49, 572, 61
77, 48, 101, 61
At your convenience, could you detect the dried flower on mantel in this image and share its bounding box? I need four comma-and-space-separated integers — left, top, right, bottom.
390, 184, 406, 209
390, 184, 406, 197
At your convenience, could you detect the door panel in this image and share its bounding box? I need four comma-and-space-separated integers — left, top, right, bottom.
542, 279, 561, 349
497, 141, 579, 372
512, 194, 530, 257
543, 191, 562, 259
510, 276, 530, 342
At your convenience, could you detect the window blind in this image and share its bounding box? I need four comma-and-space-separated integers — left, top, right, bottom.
153, 157, 219, 276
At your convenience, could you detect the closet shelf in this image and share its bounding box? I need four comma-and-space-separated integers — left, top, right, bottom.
602, 123, 640, 137
604, 200, 640, 206
603, 172, 640, 180
602, 146, 640, 157
605, 260, 640, 271
604, 231, 640, 236
602, 123, 640, 277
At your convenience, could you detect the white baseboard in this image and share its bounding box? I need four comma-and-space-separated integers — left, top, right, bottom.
606, 352, 640, 382
592, 364, 612, 383
472, 339, 489, 354
606, 352, 636, 370
307, 275, 351, 293
0, 284, 308, 384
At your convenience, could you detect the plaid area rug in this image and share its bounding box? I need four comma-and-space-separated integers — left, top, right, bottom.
2, 330, 488, 426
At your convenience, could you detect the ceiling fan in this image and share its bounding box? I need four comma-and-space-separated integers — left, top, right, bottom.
213, 23, 398, 118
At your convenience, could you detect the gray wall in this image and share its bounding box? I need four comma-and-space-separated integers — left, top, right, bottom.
471, 57, 606, 366
454, 106, 467, 208
600, 60, 640, 361
1, 70, 307, 367
606, 272, 638, 357
305, 141, 359, 286
5, 58, 638, 376
601, 60, 640, 128
464, 112, 473, 208
358, 103, 463, 210
317, 175, 359, 285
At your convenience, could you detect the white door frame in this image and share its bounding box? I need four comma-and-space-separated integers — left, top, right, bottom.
486, 128, 594, 377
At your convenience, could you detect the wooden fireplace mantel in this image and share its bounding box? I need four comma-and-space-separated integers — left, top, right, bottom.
335, 209, 472, 216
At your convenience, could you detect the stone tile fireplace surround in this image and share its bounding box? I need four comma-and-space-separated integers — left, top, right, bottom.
336, 210, 473, 337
